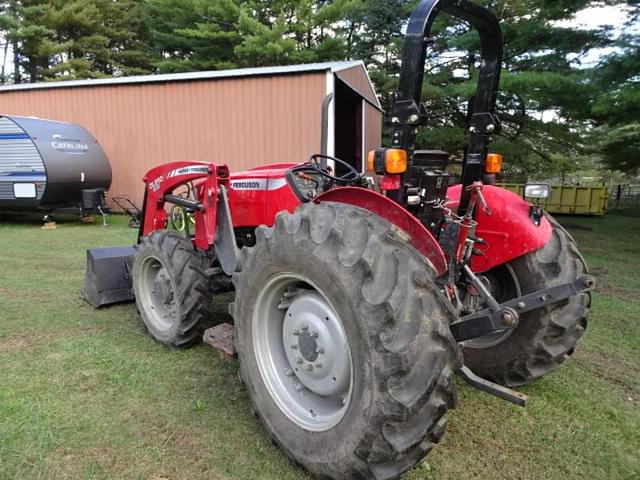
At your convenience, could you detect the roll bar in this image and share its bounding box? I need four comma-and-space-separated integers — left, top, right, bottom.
391, 0, 503, 213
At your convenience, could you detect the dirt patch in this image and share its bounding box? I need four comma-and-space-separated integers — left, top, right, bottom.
0, 287, 34, 301
575, 349, 639, 405
0, 325, 106, 353
588, 266, 636, 301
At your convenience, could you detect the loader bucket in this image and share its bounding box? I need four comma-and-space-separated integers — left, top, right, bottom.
83, 246, 136, 307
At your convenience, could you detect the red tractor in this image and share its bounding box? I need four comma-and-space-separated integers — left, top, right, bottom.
86, 0, 594, 478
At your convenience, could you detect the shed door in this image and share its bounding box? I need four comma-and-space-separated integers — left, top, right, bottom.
334, 79, 363, 176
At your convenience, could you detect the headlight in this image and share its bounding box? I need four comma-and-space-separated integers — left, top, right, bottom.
524, 183, 551, 200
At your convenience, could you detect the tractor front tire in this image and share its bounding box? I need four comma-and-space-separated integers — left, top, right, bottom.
132, 230, 212, 348
463, 214, 591, 386
232, 202, 460, 480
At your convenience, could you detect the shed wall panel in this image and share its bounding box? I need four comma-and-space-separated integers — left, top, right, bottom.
364, 102, 383, 154
0, 73, 326, 206
336, 66, 379, 108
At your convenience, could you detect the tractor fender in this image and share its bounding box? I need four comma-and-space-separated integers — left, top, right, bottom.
447, 184, 553, 273
315, 187, 447, 275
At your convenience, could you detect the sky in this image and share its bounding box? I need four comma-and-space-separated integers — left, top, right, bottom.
554, 5, 638, 65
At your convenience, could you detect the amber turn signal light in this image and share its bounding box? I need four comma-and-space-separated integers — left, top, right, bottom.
367, 150, 376, 172
367, 148, 408, 175
385, 149, 408, 174
485, 153, 503, 174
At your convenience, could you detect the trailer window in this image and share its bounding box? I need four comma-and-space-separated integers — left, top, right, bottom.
13, 183, 37, 199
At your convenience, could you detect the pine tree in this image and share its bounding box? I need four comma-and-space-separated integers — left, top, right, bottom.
145, 0, 244, 72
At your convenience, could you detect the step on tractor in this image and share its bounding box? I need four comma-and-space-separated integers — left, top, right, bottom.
85, 0, 595, 478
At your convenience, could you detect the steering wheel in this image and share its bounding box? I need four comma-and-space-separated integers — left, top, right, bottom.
304, 154, 361, 184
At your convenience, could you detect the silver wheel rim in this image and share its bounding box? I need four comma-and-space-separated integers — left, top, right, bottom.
138, 256, 178, 332
252, 273, 353, 432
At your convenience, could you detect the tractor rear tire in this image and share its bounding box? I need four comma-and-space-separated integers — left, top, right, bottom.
463, 214, 591, 387
232, 202, 460, 480
132, 230, 212, 348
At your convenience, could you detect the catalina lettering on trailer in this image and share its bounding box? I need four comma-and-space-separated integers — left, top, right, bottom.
51, 134, 90, 154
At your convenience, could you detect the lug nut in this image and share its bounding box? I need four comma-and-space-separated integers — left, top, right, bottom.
306, 364, 314, 372
296, 357, 303, 364
316, 347, 324, 354
292, 329, 300, 336
311, 331, 319, 338
285, 369, 294, 377
315, 363, 323, 369
291, 344, 298, 350
295, 384, 304, 392
301, 324, 309, 331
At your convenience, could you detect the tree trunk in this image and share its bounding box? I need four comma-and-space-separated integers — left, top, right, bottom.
12, 40, 20, 84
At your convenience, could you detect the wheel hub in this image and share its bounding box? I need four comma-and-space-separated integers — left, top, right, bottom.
283, 292, 351, 397
139, 257, 177, 332
154, 269, 174, 306
251, 274, 353, 431
297, 331, 319, 362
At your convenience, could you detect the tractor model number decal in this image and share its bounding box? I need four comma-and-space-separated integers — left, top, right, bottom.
231, 179, 267, 190
149, 176, 164, 192
168, 166, 210, 178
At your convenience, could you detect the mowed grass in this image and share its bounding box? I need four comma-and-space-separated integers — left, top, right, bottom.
1, 211, 639, 480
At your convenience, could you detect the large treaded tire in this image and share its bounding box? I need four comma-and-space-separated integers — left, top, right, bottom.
463, 214, 591, 386
132, 230, 212, 348
232, 202, 460, 480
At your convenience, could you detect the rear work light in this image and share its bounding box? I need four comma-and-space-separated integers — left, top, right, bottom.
485, 153, 503, 174
524, 183, 551, 200
367, 148, 408, 175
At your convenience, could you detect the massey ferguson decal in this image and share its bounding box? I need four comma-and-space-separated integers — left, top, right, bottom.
230, 178, 287, 191
231, 179, 267, 190
168, 166, 210, 178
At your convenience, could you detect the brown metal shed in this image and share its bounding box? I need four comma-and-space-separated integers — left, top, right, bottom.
0, 61, 382, 207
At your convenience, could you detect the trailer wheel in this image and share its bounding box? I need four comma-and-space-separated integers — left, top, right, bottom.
463, 214, 591, 386
132, 230, 212, 348
232, 202, 460, 480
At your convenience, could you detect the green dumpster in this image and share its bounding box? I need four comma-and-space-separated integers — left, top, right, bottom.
497, 184, 609, 216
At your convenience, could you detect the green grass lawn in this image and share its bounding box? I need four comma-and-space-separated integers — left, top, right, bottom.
1, 211, 638, 480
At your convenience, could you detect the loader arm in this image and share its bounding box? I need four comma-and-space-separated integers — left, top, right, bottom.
139, 161, 230, 251
391, 0, 503, 215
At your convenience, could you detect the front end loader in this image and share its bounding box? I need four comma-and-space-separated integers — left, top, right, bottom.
85, 1, 594, 478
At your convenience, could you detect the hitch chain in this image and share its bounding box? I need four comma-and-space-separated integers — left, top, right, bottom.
430, 199, 478, 228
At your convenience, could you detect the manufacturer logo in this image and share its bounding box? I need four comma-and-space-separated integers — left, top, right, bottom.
51, 134, 89, 154
231, 179, 267, 190
168, 166, 210, 178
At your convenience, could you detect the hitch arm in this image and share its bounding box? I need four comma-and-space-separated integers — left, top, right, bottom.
458, 365, 528, 406
450, 274, 596, 342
